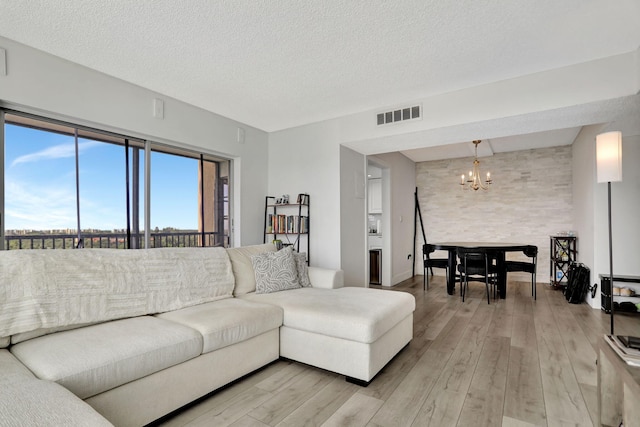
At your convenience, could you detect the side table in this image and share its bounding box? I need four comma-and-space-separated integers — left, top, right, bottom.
598, 337, 640, 426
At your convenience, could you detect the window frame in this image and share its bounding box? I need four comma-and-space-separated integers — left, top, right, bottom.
1, 108, 232, 249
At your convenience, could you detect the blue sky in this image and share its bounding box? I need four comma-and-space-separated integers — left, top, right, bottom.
5, 124, 199, 231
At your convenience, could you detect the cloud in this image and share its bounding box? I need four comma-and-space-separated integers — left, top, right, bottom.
4, 180, 77, 230
4, 178, 125, 231
11, 140, 101, 167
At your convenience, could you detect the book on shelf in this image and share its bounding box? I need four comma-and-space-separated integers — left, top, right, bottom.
296, 193, 309, 205
605, 334, 640, 367
266, 214, 309, 234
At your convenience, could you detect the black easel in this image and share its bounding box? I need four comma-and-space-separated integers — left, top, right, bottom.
412, 187, 429, 277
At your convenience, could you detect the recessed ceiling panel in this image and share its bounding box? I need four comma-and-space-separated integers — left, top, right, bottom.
401, 127, 583, 162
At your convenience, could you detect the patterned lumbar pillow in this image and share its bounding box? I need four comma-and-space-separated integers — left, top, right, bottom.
251, 247, 301, 294
293, 252, 312, 287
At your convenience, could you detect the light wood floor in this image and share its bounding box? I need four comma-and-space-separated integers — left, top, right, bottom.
158, 275, 634, 427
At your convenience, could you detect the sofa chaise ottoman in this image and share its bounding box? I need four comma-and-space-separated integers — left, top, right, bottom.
242, 286, 414, 384
232, 245, 416, 385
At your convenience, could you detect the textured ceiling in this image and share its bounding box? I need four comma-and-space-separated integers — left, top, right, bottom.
0, 0, 639, 156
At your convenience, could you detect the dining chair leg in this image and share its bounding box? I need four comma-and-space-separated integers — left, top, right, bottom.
463, 278, 467, 302
485, 257, 491, 304
532, 279, 535, 300
484, 276, 490, 304
461, 276, 466, 302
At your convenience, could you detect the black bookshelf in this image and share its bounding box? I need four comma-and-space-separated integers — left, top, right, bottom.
263, 194, 309, 263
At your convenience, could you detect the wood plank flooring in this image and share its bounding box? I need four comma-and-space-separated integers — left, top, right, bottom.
158, 276, 634, 427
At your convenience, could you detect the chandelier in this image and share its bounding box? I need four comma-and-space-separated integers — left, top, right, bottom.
460, 140, 492, 191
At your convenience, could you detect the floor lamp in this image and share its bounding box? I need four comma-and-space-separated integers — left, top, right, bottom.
596, 131, 622, 336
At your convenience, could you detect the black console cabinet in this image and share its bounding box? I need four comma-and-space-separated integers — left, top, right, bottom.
601, 274, 640, 314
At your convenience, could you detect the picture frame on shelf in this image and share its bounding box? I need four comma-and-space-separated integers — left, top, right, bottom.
275, 194, 290, 205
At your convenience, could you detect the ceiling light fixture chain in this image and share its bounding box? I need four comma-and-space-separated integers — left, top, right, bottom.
460, 140, 492, 191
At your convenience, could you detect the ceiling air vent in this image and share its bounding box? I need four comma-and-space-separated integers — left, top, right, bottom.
376, 105, 421, 126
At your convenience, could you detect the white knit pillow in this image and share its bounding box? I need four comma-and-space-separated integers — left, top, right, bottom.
251, 247, 301, 294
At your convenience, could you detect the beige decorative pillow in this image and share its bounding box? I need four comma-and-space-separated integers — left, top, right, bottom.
251, 247, 301, 294
293, 252, 312, 287
227, 243, 277, 295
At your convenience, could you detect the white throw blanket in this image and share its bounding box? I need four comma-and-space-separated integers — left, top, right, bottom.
0, 247, 234, 338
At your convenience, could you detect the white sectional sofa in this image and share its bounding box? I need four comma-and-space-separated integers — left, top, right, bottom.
0, 244, 415, 426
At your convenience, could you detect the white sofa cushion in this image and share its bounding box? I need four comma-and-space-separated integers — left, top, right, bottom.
10, 316, 203, 399
156, 298, 283, 354
0, 349, 36, 384
1, 350, 113, 425
227, 243, 277, 295
307, 267, 344, 289
241, 287, 415, 344
0, 379, 114, 426
11, 322, 103, 345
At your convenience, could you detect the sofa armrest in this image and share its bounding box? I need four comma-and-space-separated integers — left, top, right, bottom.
308, 267, 344, 289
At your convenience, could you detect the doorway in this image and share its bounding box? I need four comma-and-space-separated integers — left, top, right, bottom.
367, 159, 390, 286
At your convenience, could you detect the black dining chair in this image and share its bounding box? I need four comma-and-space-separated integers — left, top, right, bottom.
505, 245, 538, 300
423, 244, 449, 291
457, 247, 498, 304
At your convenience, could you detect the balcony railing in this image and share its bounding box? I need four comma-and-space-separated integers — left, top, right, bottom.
4, 231, 228, 250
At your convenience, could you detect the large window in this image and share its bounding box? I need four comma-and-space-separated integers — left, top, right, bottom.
1, 111, 230, 249
4, 120, 78, 237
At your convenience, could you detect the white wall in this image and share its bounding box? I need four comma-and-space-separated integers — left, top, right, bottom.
575, 124, 640, 309
268, 121, 418, 287
340, 146, 367, 286
369, 152, 416, 286
268, 121, 342, 269
593, 134, 640, 299
0, 36, 269, 246
572, 125, 604, 307
268, 120, 417, 286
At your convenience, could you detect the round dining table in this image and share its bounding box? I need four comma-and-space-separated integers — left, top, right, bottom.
432, 242, 531, 299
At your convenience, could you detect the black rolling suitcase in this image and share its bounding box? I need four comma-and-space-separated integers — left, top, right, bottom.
564, 263, 590, 304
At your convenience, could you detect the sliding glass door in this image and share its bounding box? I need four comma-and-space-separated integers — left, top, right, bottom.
1, 110, 230, 249
4, 116, 81, 248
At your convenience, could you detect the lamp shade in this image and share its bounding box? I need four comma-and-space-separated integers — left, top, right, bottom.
596, 131, 622, 183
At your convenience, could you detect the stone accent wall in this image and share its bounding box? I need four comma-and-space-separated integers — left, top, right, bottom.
416, 145, 574, 283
